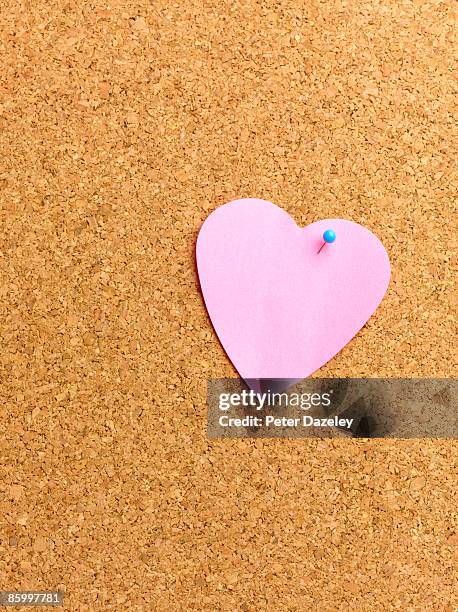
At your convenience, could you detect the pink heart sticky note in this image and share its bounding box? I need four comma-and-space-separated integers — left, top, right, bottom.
196, 199, 390, 384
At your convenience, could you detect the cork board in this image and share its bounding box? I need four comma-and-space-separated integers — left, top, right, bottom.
0, 1, 456, 610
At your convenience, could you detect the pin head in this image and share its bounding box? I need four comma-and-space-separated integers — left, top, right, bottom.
323, 229, 336, 244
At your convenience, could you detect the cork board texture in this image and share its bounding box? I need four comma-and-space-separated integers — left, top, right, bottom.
0, 1, 456, 610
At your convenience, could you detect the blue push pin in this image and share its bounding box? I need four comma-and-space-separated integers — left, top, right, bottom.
318, 229, 336, 254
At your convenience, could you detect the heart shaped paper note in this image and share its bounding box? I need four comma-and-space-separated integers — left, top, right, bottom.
196, 199, 390, 387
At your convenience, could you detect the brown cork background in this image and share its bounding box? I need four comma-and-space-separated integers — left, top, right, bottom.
0, 1, 457, 610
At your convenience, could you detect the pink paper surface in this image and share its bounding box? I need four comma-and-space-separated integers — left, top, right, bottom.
196, 199, 390, 380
